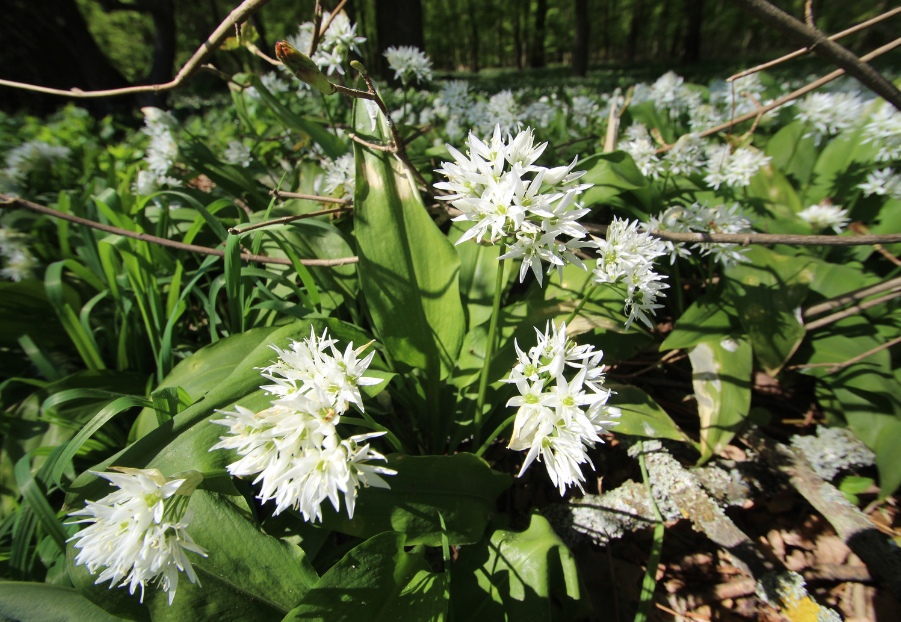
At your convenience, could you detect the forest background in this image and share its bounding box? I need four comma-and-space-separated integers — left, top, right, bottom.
2, 0, 898, 115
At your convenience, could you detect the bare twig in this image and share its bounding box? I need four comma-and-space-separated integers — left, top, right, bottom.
554, 135, 599, 153
730, 0, 901, 111
741, 427, 901, 599
0, 0, 274, 98
347, 132, 396, 152
804, 276, 901, 317
655, 602, 711, 621
805, 289, 901, 330
229, 205, 352, 234
270, 190, 352, 205
804, 0, 815, 28
788, 335, 901, 372
318, 0, 349, 39
0, 194, 357, 267
581, 221, 901, 247
308, 0, 323, 57
658, 36, 901, 153
728, 7, 901, 82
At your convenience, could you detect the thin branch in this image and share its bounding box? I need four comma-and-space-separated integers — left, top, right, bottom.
728, 7, 901, 82
730, 0, 901, 111
229, 205, 352, 234
804, 0, 815, 28
270, 190, 351, 204
658, 36, 901, 153
403, 124, 433, 145
308, 0, 323, 56
0, 195, 357, 268
788, 335, 901, 372
0, 0, 274, 99
805, 289, 901, 331
581, 221, 901, 246
554, 135, 599, 153
318, 0, 350, 37
348, 133, 396, 152
804, 276, 901, 317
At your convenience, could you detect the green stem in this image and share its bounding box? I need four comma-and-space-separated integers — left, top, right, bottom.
672, 260, 684, 316
635, 446, 665, 622
474, 413, 517, 458
475, 247, 507, 449
565, 282, 599, 325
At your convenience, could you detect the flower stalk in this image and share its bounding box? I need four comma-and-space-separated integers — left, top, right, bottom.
474, 247, 507, 449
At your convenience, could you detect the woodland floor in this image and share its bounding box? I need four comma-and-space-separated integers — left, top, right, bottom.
478, 339, 901, 622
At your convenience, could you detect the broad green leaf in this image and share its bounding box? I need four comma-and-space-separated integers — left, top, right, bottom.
68, 490, 319, 622
450, 512, 587, 621
660, 293, 741, 351
449, 221, 506, 330
282, 532, 447, 622
765, 120, 817, 189
352, 97, 465, 379
607, 384, 689, 442
0, 582, 127, 622
799, 317, 901, 497
724, 246, 814, 375
319, 454, 511, 546
689, 337, 752, 463
575, 150, 648, 206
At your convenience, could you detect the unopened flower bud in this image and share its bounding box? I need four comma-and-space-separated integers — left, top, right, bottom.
275, 41, 336, 95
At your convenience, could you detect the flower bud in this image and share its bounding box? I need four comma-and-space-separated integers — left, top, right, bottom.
275, 41, 336, 95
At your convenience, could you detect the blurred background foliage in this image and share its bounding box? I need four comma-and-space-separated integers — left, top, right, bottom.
1, 0, 898, 115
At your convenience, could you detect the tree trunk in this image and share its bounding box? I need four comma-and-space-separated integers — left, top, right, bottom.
530, 0, 548, 68
375, 0, 425, 80
0, 0, 132, 115
464, 0, 480, 72
142, 0, 176, 106
572, 0, 589, 76
513, 0, 523, 69
625, 0, 644, 62
682, 0, 704, 63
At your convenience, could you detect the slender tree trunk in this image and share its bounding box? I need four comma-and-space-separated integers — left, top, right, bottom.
573, 0, 589, 76
653, 0, 671, 58
513, 0, 523, 69
144, 1, 176, 87
375, 0, 425, 79
683, 0, 703, 63
465, 0, 480, 72
530, 0, 548, 68
625, 0, 645, 62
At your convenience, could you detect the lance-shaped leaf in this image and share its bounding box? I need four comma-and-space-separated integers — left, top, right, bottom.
450, 513, 588, 621
352, 96, 465, 378
275, 41, 336, 95
689, 337, 752, 464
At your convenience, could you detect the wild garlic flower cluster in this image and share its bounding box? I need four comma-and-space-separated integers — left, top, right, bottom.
643, 202, 753, 268
859, 168, 901, 199
591, 218, 669, 331
435, 124, 593, 286
141, 107, 181, 188
0, 140, 70, 191
703, 144, 771, 190
211, 328, 393, 522
862, 106, 901, 162
223, 141, 252, 168
433, 80, 473, 140
0, 225, 37, 281
384, 46, 433, 86
798, 201, 850, 233
320, 153, 355, 197
570, 96, 601, 130
794, 92, 864, 145
503, 322, 620, 495
471, 90, 523, 135
68, 468, 206, 606
286, 12, 366, 78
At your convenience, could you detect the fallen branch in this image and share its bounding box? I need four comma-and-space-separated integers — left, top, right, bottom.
805, 289, 901, 330
804, 276, 901, 318
730, 0, 901, 111
657, 36, 901, 153
0, 0, 273, 98
0, 194, 358, 268
788, 335, 901, 372
740, 427, 901, 600
728, 7, 901, 83
581, 221, 901, 247
270, 190, 352, 204
229, 205, 352, 234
